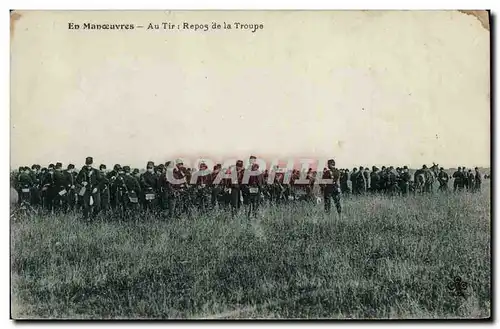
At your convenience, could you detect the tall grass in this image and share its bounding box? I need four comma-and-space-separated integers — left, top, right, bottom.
11, 184, 490, 319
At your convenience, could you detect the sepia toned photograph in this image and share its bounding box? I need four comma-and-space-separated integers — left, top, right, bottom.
10, 10, 491, 319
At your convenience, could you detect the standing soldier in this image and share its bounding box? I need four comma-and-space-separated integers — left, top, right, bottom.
350, 167, 359, 195
76, 157, 103, 220
462, 167, 468, 190
340, 169, 350, 195
122, 166, 142, 214
363, 167, 370, 192
169, 159, 189, 218
210, 164, 223, 210
474, 167, 482, 192
99, 164, 111, 214
141, 161, 158, 212
16, 166, 33, 206
321, 159, 342, 217
452, 167, 463, 192
52, 162, 69, 213
194, 161, 211, 214
399, 166, 411, 196
467, 169, 475, 192
42, 164, 56, 213
30, 164, 42, 206
370, 166, 380, 193
244, 162, 263, 218
437, 167, 449, 192
64, 164, 77, 212
107, 164, 122, 210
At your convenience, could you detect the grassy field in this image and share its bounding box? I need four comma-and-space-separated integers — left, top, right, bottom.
11, 184, 491, 319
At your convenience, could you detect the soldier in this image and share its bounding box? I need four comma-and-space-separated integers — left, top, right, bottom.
387, 166, 399, 195
350, 167, 359, 195
437, 167, 449, 192
169, 159, 189, 218
452, 167, 465, 192
244, 162, 263, 218
340, 169, 350, 195
76, 157, 103, 220
399, 166, 411, 196
42, 164, 55, 212
16, 166, 34, 206
321, 159, 341, 217
107, 164, 122, 210
52, 162, 69, 213
210, 164, 223, 209
29, 164, 42, 206
363, 167, 370, 192
121, 165, 142, 214
370, 166, 380, 193
194, 161, 211, 214
462, 167, 469, 191
474, 167, 482, 192
141, 161, 159, 212
64, 164, 77, 211
99, 164, 111, 214
467, 169, 475, 192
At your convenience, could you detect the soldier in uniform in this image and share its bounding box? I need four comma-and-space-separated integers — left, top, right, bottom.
29, 164, 42, 206
474, 167, 482, 192
467, 169, 475, 192
194, 161, 211, 213
321, 159, 342, 217
452, 167, 464, 192
52, 162, 69, 213
210, 164, 223, 209
16, 166, 34, 206
340, 169, 350, 195
42, 164, 56, 212
350, 167, 359, 195
399, 166, 411, 196
107, 164, 122, 210
121, 166, 142, 215
244, 162, 263, 218
64, 164, 77, 212
437, 167, 449, 192
76, 157, 103, 220
462, 167, 469, 190
99, 164, 111, 214
169, 159, 189, 218
140, 161, 158, 212
370, 166, 380, 193
363, 167, 370, 192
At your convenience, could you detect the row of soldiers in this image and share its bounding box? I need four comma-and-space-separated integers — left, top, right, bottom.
337, 165, 482, 195
12, 156, 483, 220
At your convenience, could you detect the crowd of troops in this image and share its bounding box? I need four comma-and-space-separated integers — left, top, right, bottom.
11, 156, 484, 220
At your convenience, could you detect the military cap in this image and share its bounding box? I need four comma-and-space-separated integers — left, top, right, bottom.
48, 163, 55, 169
422, 164, 427, 169
123, 166, 131, 173
31, 164, 37, 170
440, 167, 444, 171
85, 157, 93, 165
113, 164, 121, 171
236, 160, 244, 167
175, 158, 183, 165
24, 166, 31, 171
41, 167, 47, 172
147, 161, 154, 168
158, 164, 165, 170
132, 168, 139, 174
165, 161, 172, 168
100, 164, 107, 170
249, 155, 257, 160
327, 159, 335, 165
18, 166, 23, 172
55, 162, 63, 169
403, 166, 408, 170
67, 164, 75, 170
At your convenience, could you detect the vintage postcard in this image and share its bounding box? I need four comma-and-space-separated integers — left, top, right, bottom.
10, 10, 490, 319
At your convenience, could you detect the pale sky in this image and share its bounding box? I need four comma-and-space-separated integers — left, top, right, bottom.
10, 11, 490, 169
